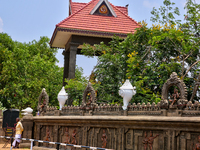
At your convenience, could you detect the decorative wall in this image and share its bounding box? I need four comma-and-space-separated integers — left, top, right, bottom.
33, 115, 200, 150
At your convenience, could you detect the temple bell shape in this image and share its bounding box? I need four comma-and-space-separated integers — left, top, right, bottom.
57, 87, 68, 110
119, 79, 136, 110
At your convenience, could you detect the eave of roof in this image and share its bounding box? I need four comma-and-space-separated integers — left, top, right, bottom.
49, 27, 128, 48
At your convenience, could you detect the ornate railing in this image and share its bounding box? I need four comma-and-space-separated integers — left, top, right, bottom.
43, 101, 200, 117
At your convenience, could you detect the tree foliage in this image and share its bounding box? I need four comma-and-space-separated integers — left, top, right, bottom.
64, 66, 88, 106
0, 33, 63, 112
82, 0, 200, 104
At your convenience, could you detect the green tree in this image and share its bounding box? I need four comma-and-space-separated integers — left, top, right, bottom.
82, 36, 136, 104
64, 66, 88, 106
0, 33, 63, 112
81, 0, 200, 104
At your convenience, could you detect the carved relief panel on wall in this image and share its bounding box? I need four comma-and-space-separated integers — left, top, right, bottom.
39, 126, 54, 148
125, 129, 134, 150
34, 124, 200, 150
176, 132, 200, 150
86, 128, 119, 149
59, 126, 81, 150
134, 130, 164, 150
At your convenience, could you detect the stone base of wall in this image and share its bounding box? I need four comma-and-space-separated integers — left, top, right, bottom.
19, 143, 31, 148
33, 115, 200, 150
33, 146, 56, 150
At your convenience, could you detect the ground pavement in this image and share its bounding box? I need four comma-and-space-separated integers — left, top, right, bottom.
0, 144, 30, 150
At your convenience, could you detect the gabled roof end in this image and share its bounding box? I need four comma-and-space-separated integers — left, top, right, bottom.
90, 0, 117, 17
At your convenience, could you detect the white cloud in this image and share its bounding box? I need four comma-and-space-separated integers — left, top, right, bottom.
0, 17, 3, 33
143, 0, 160, 9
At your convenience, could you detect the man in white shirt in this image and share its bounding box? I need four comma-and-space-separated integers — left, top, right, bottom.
12, 117, 23, 148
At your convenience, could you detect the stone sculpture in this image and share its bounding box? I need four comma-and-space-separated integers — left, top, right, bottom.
101, 129, 107, 148
193, 136, 200, 150
37, 88, 49, 115
71, 129, 77, 150
142, 132, 148, 150
142, 131, 159, 150
63, 127, 70, 149
44, 127, 51, 147
45, 127, 51, 141
148, 131, 159, 150
81, 82, 97, 110
169, 88, 180, 106
64, 127, 70, 144
161, 72, 188, 109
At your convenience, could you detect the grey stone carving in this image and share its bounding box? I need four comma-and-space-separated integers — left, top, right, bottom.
161, 72, 188, 109
37, 88, 49, 116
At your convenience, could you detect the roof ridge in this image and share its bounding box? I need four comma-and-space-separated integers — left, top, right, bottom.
115, 5, 126, 8
109, 2, 141, 27
57, 0, 97, 27
72, 2, 87, 4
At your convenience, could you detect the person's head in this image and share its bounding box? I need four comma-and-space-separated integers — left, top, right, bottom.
16, 117, 20, 122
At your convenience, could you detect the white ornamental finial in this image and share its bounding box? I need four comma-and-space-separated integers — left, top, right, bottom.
119, 79, 136, 110
21, 107, 33, 115
57, 87, 68, 110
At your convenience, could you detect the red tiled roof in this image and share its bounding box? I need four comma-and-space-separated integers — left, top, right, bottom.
71, 2, 87, 14
57, 0, 140, 35
70, 1, 128, 15
116, 6, 128, 15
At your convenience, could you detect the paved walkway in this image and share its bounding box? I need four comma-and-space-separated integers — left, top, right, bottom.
0, 144, 30, 150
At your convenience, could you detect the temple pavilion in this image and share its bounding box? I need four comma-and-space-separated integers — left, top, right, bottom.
50, 0, 140, 85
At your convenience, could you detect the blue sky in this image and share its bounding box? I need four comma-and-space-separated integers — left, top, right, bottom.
0, 0, 198, 77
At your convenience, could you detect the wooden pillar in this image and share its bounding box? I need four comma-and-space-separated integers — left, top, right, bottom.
62, 50, 69, 86
68, 43, 78, 79
62, 42, 78, 86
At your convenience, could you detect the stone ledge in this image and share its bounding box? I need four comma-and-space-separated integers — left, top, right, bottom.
33, 115, 200, 123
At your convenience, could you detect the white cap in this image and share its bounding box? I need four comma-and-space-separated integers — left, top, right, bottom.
120, 79, 135, 90
21, 107, 33, 114
58, 87, 68, 96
